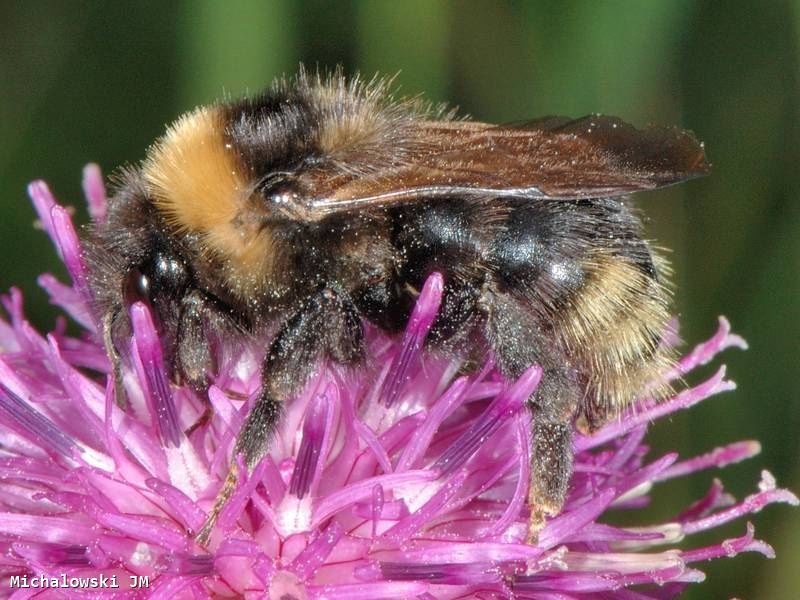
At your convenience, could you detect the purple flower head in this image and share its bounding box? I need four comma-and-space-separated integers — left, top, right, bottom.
0, 167, 796, 598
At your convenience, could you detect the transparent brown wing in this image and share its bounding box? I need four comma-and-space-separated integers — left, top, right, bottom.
300, 115, 709, 218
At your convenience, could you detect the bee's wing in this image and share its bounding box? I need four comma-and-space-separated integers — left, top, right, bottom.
304, 115, 710, 216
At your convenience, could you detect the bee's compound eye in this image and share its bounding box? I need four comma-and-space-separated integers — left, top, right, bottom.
124, 267, 150, 305
136, 270, 151, 297
258, 172, 300, 208
268, 182, 299, 207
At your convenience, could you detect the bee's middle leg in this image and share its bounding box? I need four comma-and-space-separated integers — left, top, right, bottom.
196, 287, 363, 543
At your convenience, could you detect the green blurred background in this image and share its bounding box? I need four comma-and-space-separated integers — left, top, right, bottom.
1, 1, 797, 597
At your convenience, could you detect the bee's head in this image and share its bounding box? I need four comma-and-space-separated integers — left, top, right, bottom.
138, 100, 310, 300
130, 74, 420, 301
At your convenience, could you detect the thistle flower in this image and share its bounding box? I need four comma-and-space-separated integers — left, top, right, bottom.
0, 167, 796, 599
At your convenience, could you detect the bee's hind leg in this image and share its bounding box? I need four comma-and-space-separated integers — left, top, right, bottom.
195, 288, 363, 545
482, 289, 580, 543
525, 372, 579, 541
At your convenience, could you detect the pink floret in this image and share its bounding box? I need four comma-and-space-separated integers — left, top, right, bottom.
0, 171, 795, 598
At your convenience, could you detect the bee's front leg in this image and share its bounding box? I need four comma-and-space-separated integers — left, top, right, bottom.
101, 311, 127, 408
173, 290, 219, 389
196, 287, 363, 545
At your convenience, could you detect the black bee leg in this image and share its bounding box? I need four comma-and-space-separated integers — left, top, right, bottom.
174, 290, 218, 389
526, 370, 579, 542
482, 288, 579, 542
196, 288, 363, 544
102, 311, 127, 409
174, 291, 230, 437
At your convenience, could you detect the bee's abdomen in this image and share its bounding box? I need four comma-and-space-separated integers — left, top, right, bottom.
390, 197, 673, 423
490, 198, 674, 423
490, 202, 588, 314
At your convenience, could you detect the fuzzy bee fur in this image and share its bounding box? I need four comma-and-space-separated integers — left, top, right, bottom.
83, 70, 709, 543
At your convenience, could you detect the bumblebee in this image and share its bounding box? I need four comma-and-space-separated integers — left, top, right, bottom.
84, 71, 709, 543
